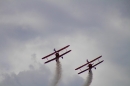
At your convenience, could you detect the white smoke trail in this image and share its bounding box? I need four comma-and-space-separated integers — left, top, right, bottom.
52, 60, 62, 86
84, 70, 93, 86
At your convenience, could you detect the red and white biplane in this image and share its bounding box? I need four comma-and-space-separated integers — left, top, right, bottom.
75, 55, 104, 74
42, 45, 71, 64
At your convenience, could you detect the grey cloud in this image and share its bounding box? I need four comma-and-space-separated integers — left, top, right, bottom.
1, 0, 129, 35
0, 64, 84, 86
0, 28, 39, 56
0, 64, 51, 86
0, 0, 130, 86
64, 75, 84, 86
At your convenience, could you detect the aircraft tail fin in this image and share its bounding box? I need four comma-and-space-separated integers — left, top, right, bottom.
87, 59, 89, 63
54, 48, 57, 53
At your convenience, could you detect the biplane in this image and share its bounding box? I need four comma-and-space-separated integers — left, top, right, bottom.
75, 55, 104, 74
42, 45, 71, 64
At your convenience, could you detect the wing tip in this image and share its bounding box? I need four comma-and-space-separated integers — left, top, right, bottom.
69, 50, 72, 52
67, 45, 70, 47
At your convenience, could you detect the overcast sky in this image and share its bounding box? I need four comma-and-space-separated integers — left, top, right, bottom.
0, 0, 130, 86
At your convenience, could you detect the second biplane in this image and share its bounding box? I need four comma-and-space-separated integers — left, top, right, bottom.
42, 45, 71, 64
75, 55, 104, 74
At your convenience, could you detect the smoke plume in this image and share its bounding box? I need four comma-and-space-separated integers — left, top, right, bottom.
52, 60, 62, 86
84, 70, 93, 86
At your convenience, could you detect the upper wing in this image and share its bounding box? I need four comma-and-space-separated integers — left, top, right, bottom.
42, 52, 56, 59
77, 60, 104, 74
75, 55, 102, 70
75, 63, 89, 70
42, 45, 70, 59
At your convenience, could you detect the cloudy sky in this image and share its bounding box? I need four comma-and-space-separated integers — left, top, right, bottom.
0, 0, 130, 86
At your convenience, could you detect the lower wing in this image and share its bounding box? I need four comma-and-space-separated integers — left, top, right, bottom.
59, 50, 71, 57
77, 60, 104, 74
92, 60, 104, 67
44, 57, 56, 64
44, 50, 71, 64
78, 68, 89, 74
